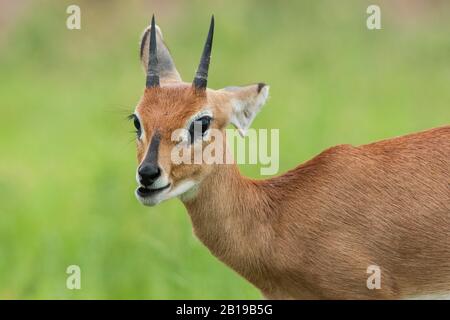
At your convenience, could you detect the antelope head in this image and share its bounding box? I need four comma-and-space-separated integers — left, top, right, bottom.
131, 15, 269, 206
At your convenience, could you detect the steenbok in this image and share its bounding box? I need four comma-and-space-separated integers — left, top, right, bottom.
129, 15, 450, 299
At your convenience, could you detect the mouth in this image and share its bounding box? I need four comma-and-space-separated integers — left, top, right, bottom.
136, 184, 171, 198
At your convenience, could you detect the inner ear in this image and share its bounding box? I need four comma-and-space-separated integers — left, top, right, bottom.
140, 24, 182, 83
223, 83, 269, 137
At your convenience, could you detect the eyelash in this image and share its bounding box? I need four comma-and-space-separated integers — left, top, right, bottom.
128, 114, 142, 138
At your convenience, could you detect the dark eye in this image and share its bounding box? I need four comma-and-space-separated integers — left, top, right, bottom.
188, 116, 212, 143
129, 114, 142, 138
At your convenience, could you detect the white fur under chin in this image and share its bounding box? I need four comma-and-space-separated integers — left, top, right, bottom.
136, 192, 161, 206
177, 181, 199, 202
172, 180, 198, 201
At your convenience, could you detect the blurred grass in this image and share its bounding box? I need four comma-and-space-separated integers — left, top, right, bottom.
0, 0, 449, 299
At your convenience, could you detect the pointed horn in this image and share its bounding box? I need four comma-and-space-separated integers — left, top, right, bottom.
146, 15, 160, 88
193, 15, 214, 90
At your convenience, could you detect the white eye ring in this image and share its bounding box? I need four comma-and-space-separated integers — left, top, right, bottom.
188, 115, 213, 144
132, 112, 146, 141
186, 110, 213, 128
182, 109, 213, 144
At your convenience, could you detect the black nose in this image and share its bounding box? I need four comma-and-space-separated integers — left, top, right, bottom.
138, 163, 161, 187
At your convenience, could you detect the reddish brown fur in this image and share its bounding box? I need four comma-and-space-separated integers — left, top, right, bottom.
134, 23, 450, 299
135, 78, 450, 300
136, 84, 240, 191
183, 126, 450, 299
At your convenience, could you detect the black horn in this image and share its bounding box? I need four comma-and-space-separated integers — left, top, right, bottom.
146, 15, 160, 88
193, 15, 214, 90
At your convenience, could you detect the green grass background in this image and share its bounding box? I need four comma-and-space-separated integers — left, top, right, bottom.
0, 0, 449, 299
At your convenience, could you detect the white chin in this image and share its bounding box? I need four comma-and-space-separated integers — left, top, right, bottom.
135, 191, 162, 207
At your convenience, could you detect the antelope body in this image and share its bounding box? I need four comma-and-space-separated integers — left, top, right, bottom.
130, 16, 450, 299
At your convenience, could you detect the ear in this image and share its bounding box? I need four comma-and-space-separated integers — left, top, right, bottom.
140, 24, 182, 83
222, 83, 269, 137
